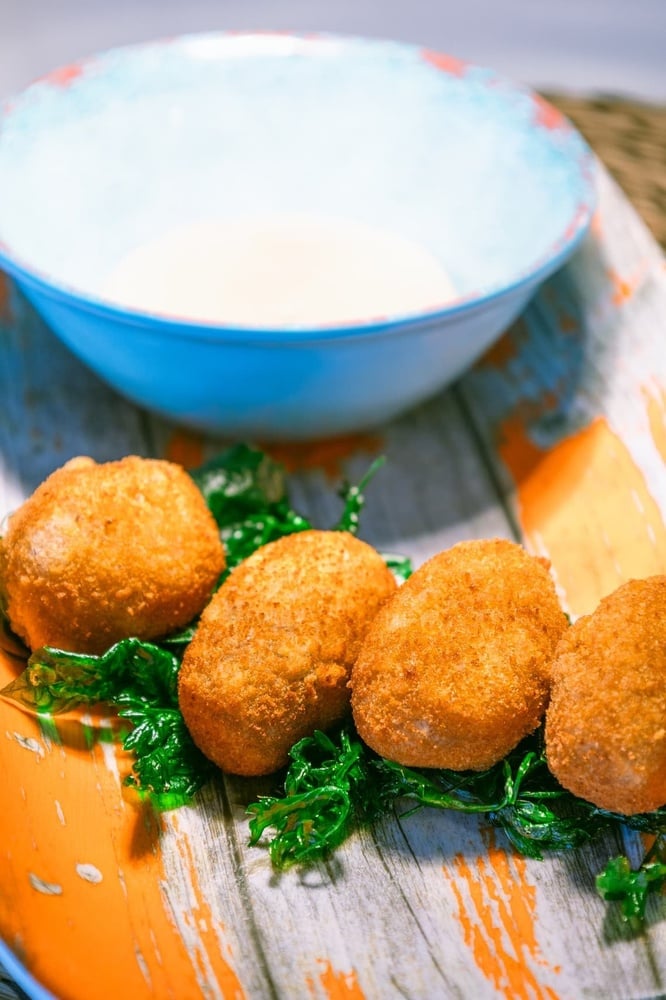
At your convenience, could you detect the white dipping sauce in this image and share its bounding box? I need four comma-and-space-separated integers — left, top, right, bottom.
102, 215, 456, 326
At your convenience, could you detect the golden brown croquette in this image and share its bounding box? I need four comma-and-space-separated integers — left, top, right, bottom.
0, 455, 225, 654
545, 576, 666, 815
178, 529, 397, 776
351, 538, 568, 771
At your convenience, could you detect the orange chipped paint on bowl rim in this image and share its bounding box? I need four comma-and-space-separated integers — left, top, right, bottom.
0, 31, 595, 439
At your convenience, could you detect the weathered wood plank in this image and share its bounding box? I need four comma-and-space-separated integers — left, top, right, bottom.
150, 389, 517, 1000
457, 162, 666, 617
0, 269, 516, 999
456, 160, 666, 994
0, 279, 151, 497
1, 158, 666, 1000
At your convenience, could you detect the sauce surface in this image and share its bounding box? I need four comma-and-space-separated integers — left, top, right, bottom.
102, 215, 457, 326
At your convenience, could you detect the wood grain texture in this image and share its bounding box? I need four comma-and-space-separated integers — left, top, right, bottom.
458, 161, 666, 617
0, 159, 665, 1000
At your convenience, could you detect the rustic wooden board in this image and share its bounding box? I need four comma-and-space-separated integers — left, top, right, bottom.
0, 159, 665, 1000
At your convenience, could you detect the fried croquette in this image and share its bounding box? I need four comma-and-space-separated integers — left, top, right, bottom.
0, 455, 225, 654
351, 538, 568, 771
545, 576, 666, 815
178, 529, 397, 776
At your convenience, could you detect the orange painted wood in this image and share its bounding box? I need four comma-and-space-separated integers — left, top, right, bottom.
1, 162, 665, 999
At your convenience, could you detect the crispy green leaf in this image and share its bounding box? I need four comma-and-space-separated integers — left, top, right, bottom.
247, 722, 664, 913
190, 443, 287, 526
248, 728, 385, 867
190, 444, 312, 579
1, 639, 179, 714
120, 701, 216, 808
381, 553, 413, 583
596, 834, 666, 930
387, 741, 612, 859
0, 639, 213, 804
334, 457, 386, 535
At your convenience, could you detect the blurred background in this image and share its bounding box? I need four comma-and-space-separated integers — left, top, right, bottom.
2, 0, 665, 100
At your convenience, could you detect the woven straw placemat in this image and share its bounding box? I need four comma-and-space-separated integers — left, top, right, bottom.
546, 93, 666, 249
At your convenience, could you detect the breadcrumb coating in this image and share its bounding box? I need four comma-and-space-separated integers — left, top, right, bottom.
351, 538, 567, 771
546, 576, 666, 815
0, 455, 225, 654
178, 529, 397, 776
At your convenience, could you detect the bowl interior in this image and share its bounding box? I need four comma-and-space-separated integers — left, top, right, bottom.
0, 33, 594, 320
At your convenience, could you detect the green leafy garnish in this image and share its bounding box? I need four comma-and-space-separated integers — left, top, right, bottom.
381, 553, 413, 583
374, 745, 613, 860
2, 638, 178, 714
159, 623, 198, 647
248, 724, 666, 929
596, 834, 666, 931
248, 726, 613, 868
333, 456, 386, 534
191, 443, 400, 576
190, 444, 312, 580
121, 700, 215, 809
248, 728, 386, 868
1, 638, 215, 807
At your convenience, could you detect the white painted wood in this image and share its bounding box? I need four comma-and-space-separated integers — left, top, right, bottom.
457, 163, 666, 527
1, 159, 665, 999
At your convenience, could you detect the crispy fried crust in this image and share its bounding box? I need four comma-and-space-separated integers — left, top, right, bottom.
351, 538, 567, 771
0, 455, 225, 653
545, 576, 666, 815
178, 529, 397, 776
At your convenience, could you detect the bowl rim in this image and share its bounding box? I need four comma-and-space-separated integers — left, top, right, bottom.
0, 29, 598, 344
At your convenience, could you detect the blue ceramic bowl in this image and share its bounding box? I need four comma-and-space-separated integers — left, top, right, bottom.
0, 32, 595, 439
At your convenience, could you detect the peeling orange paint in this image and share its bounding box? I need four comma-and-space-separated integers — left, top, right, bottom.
499, 415, 666, 615
606, 261, 650, 308
486, 389, 562, 439
162, 814, 245, 999
589, 210, 603, 240
0, 647, 242, 1000
476, 317, 534, 372
608, 270, 634, 306
43, 63, 85, 88
312, 959, 366, 1000
443, 836, 560, 1000
262, 432, 384, 478
164, 429, 206, 469
421, 49, 468, 77
478, 329, 520, 370
531, 95, 566, 131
